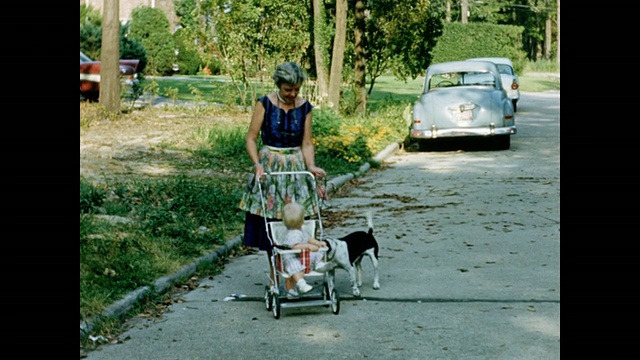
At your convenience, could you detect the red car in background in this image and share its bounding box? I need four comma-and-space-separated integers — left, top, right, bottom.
80, 51, 140, 101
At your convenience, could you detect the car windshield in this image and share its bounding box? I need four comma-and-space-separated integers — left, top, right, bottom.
80, 52, 93, 63
428, 71, 495, 90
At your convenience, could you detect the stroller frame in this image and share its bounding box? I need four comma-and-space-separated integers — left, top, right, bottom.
258, 170, 340, 319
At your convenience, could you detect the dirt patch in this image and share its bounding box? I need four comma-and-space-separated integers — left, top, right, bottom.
80, 104, 250, 185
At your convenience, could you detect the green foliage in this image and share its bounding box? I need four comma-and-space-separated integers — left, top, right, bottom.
312, 108, 343, 138
525, 59, 560, 73
164, 87, 180, 104
80, 171, 246, 320
431, 22, 527, 74
187, 0, 311, 108
79, 22, 103, 60
200, 126, 247, 158
80, 180, 106, 214
128, 6, 176, 76
120, 23, 148, 72
80, 4, 102, 26
173, 28, 204, 75
79, 9, 148, 74
368, 0, 444, 82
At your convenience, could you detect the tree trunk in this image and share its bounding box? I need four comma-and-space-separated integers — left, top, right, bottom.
545, 0, 551, 61
354, 0, 367, 115
328, 0, 347, 110
461, 0, 468, 24
100, 0, 121, 114
312, 0, 329, 107
557, 0, 560, 65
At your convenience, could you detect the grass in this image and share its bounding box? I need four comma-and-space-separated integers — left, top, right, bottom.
80, 59, 559, 343
146, 62, 558, 108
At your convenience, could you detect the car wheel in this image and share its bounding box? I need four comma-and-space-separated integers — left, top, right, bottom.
512, 99, 517, 112
493, 135, 511, 150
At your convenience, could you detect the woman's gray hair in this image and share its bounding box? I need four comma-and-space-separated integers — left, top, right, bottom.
272, 62, 307, 87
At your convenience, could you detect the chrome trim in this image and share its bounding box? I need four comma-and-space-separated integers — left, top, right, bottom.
411, 125, 516, 139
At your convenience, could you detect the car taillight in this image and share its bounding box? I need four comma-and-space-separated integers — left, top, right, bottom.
511, 80, 519, 90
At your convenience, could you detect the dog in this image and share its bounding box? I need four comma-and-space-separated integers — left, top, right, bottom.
322, 211, 380, 297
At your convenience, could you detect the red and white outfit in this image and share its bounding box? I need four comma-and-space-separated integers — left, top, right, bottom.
281, 229, 323, 275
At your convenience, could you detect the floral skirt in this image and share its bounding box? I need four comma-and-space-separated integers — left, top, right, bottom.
238, 146, 321, 251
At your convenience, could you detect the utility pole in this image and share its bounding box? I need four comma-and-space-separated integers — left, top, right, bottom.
100, 0, 120, 113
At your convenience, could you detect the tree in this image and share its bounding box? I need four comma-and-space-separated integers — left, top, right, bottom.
312, 0, 330, 107
100, 0, 120, 113
365, 0, 443, 86
353, 0, 367, 115
328, 0, 347, 110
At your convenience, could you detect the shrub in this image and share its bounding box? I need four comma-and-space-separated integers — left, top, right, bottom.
173, 29, 204, 75
128, 6, 176, 76
431, 22, 527, 74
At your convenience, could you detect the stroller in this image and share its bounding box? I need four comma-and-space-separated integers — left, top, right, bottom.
258, 170, 340, 319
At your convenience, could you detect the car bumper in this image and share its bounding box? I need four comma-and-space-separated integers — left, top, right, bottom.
410, 125, 517, 139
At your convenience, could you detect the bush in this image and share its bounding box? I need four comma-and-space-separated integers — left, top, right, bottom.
128, 6, 176, 76
173, 29, 204, 75
431, 22, 527, 74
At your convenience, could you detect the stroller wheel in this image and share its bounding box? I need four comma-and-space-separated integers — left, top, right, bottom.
323, 283, 331, 307
272, 294, 281, 319
330, 289, 340, 315
264, 286, 273, 311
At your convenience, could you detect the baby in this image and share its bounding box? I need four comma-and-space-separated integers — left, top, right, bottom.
280, 202, 331, 296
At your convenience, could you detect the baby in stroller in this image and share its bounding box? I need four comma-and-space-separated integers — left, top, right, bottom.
281, 202, 332, 296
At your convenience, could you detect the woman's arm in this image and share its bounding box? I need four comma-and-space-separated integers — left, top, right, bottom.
301, 111, 326, 178
246, 100, 265, 177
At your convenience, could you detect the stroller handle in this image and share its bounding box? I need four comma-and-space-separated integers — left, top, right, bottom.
256, 170, 325, 244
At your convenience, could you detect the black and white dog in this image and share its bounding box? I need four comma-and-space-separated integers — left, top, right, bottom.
323, 211, 380, 297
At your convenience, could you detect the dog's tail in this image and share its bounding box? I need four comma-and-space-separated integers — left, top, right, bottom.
365, 210, 374, 235
365, 210, 379, 258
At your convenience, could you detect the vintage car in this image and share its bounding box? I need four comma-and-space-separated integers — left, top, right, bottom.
410, 60, 516, 150
80, 51, 140, 102
467, 57, 520, 112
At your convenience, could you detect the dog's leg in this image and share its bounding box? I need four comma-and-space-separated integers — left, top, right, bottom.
354, 256, 364, 287
368, 251, 380, 290
346, 265, 360, 297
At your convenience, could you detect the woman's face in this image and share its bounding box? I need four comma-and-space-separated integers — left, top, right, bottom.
279, 83, 302, 103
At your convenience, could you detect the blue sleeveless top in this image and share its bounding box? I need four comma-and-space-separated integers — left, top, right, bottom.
259, 96, 313, 148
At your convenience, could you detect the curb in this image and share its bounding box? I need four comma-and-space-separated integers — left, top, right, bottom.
80, 141, 401, 339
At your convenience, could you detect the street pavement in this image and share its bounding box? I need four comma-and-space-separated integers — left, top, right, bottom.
83, 91, 560, 360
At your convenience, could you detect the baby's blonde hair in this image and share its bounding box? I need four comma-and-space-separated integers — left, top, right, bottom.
282, 202, 305, 229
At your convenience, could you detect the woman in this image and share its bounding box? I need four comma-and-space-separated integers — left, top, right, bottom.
238, 62, 326, 283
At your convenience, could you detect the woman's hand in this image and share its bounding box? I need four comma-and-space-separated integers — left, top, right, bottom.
254, 163, 264, 179
308, 165, 326, 178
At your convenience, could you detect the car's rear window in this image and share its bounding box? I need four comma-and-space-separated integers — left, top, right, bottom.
428, 71, 495, 90
495, 64, 514, 75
